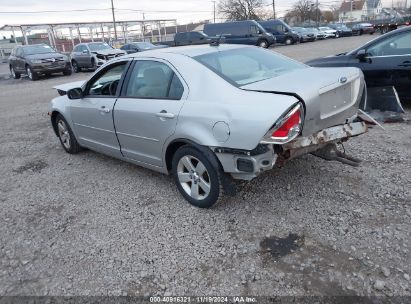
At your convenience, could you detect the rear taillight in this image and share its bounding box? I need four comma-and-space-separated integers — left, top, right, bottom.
261, 103, 304, 144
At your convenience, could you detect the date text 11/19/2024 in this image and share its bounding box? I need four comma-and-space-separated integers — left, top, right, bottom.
150, 296, 257, 303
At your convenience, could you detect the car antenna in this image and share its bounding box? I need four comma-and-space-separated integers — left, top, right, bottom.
210, 35, 224, 47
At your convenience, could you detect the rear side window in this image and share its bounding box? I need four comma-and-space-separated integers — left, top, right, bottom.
125, 61, 184, 100
194, 47, 305, 86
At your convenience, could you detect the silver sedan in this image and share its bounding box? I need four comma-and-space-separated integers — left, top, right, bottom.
49, 44, 368, 208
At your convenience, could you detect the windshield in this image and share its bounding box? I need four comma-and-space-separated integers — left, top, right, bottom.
23, 44, 55, 55
194, 47, 306, 86
135, 42, 155, 49
88, 43, 113, 51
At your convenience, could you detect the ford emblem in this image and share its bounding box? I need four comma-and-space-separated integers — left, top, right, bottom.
339, 76, 347, 84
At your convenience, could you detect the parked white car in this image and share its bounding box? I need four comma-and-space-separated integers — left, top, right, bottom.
318, 27, 338, 38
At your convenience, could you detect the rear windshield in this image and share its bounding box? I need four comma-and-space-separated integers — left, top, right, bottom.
194, 47, 306, 86
23, 45, 55, 55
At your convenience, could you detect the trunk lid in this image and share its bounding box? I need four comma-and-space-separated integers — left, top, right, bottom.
241, 67, 364, 136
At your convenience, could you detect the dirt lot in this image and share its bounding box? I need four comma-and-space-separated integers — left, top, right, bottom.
0, 35, 410, 298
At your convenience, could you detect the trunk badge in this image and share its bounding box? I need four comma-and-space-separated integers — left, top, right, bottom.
339, 76, 347, 84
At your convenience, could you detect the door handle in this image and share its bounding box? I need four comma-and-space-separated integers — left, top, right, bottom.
99, 106, 110, 113
155, 111, 175, 119
399, 61, 411, 67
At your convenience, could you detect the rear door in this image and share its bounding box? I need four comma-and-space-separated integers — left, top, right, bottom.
114, 59, 187, 167
15, 47, 25, 72
175, 33, 188, 46
69, 60, 130, 157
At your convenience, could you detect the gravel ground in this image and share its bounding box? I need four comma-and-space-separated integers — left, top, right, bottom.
0, 36, 410, 298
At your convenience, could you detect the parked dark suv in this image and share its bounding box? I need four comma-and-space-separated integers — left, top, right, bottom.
8, 44, 71, 81
258, 19, 299, 45
174, 31, 210, 46
203, 20, 275, 48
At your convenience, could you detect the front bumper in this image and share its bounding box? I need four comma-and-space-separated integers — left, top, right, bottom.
215, 122, 368, 180
32, 62, 71, 73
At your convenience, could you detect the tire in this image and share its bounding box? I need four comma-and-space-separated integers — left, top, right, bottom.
91, 58, 97, 70
71, 60, 80, 73
285, 37, 293, 45
360, 30, 364, 35
335, 32, 340, 38
26, 65, 38, 81
257, 39, 268, 48
55, 114, 82, 154
172, 145, 222, 208
10, 65, 20, 79
63, 68, 72, 76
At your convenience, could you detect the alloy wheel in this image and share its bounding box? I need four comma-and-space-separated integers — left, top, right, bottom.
10, 67, 16, 78
57, 120, 71, 150
26, 66, 33, 80
72, 61, 79, 73
177, 155, 211, 200
259, 40, 268, 48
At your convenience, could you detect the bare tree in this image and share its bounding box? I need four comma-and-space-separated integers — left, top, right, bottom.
285, 0, 316, 23
218, 0, 266, 21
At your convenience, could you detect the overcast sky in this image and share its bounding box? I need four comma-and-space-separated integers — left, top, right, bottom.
0, 0, 404, 37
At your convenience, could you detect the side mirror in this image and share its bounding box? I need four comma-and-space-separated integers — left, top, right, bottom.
356, 49, 367, 61
82, 49, 89, 54
67, 87, 83, 100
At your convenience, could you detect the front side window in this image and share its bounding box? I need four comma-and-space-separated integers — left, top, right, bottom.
125, 60, 184, 100
194, 47, 306, 86
87, 62, 127, 96
250, 25, 258, 35
367, 31, 411, 56
78, 45, 88, 53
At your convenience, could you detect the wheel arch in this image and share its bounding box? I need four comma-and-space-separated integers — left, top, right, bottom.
165, 138, 236, 196
164, 138, 216, 172
50, 110, 62, 137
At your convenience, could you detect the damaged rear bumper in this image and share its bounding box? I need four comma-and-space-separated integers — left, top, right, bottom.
215, 122, 368, 180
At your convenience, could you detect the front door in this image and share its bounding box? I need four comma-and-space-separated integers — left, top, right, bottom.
69, 60, 129, 157
114, 59, 186, 167
359, 30, 411, 103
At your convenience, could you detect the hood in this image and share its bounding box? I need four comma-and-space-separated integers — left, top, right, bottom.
53, 80, 86, 95
91, 48, 125, 55
26, 53, 67, 61
241, 66, 364, 135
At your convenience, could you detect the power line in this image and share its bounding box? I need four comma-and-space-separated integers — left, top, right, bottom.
0, 8, 111, 14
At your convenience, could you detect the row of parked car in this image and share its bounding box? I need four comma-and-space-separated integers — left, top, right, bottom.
7, 20, 379, 80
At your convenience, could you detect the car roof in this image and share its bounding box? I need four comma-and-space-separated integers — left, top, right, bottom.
124, 43, 251, 58
20, 43, 47, 48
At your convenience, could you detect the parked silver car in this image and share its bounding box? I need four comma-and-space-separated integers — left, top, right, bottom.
70, 42, 126, 72
50, 44, 368, 208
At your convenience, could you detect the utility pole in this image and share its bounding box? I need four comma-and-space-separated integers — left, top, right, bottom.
212, 1, 216, 23
350, 0, 353, 22
272, 0, 276, 19
316, 0, 319, 26
111, 0, 118, 41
